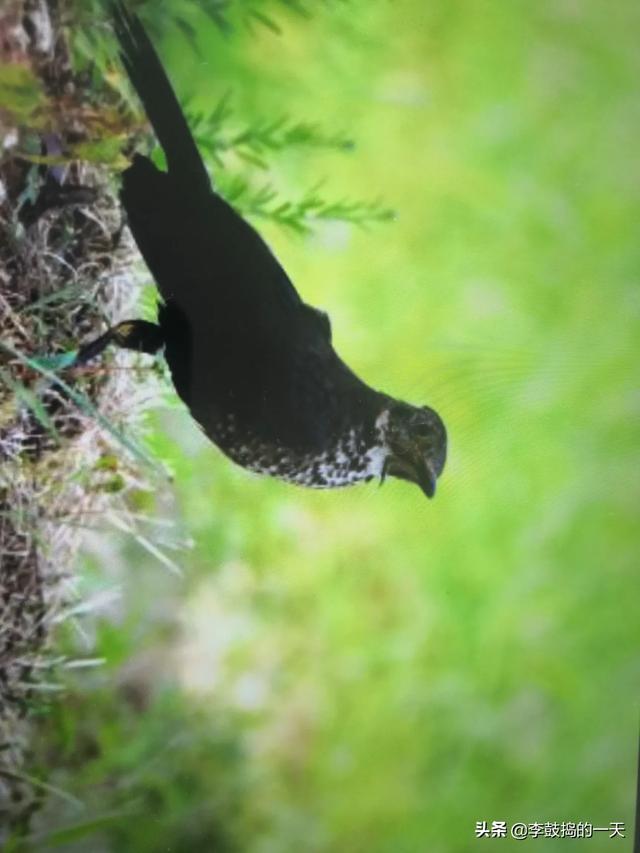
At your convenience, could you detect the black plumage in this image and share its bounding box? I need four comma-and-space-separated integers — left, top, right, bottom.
81, 2, 447, 498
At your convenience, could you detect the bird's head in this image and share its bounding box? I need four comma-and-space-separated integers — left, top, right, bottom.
378, 401, 447, 499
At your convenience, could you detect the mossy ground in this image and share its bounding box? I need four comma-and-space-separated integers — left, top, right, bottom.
0, 0, 154, 834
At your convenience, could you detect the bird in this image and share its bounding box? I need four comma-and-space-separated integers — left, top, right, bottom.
78, 1, 447, 499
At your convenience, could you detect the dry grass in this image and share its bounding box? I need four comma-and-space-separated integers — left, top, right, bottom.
0, 0, 160, 833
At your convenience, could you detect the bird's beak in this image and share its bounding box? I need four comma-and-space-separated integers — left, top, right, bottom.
380, 451, 439, 499
414, 456, 438, 499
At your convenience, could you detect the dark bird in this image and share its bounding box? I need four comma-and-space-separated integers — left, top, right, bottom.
80, 2, 447, 499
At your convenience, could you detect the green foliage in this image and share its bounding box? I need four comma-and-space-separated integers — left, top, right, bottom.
218, 175, 394, 234
71, 136, 130, 168
190, 94, 354, 167
66, 1, 380, 232
21, 629, 253, 851
140, 0, 323, 37
0, 64, 46, 125
184, 95, 393, 231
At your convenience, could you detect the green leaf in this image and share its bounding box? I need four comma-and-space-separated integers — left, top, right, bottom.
31, 351, 79, 371
0, 64, 47, 124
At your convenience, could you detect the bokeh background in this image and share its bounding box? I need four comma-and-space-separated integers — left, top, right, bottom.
34, 0, 639, 849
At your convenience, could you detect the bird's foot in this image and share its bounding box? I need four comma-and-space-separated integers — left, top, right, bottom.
75, 320, 164, 365
111, 320, 164, 354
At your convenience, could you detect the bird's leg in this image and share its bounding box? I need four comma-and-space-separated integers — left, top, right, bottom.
111, 320, 164, 354
75, 320, 164, 365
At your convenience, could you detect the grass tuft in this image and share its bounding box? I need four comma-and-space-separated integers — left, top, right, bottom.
0, 0, 164, 836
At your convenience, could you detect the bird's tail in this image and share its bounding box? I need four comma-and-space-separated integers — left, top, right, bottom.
110, 1, 210, 192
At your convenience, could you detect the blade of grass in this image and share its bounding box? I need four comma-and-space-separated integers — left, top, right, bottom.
0, 340, 167, 479
1, 370, 61, 443
0, 768, 84, 810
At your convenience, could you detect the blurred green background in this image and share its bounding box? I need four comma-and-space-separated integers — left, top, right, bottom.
32, 0, 639, 850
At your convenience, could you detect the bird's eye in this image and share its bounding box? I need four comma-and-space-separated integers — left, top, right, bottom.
413, 423, 433, 437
